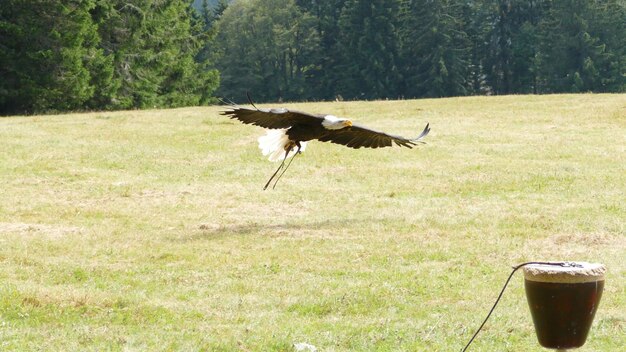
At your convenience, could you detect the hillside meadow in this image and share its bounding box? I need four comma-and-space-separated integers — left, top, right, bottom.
0, 94, 624, 351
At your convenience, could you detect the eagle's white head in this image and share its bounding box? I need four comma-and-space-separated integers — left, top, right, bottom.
322, 115, 352, 130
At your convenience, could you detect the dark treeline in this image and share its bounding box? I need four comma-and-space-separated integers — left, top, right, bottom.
1, 0, 219, 115
216, 0, 626, 102
1, 0, 625, 114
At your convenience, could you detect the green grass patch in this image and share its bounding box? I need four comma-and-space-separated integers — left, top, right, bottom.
1, 94, 625, 350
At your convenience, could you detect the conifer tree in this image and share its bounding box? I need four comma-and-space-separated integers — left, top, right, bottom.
94, 0, 218, 109
216, 0, 319, 102
0, 0, 110, 114
591, 0, 626, 92
398, 0, 470, 98
335, 0, 400, 100
295, 0, 348, 100
483, 0, 547, 94
536, 0, 615, 92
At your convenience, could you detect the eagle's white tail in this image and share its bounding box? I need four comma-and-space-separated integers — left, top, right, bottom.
258, 129, 307, 162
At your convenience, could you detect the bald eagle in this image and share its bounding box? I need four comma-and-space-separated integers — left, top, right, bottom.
221, 101, 430, 189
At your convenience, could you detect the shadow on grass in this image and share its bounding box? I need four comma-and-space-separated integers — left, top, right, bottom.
177, 217, 392, 242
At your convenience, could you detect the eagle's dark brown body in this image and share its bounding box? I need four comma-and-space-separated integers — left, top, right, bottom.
284, 119, 327, 143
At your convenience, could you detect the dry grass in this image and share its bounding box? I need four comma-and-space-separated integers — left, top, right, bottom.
0, 94, 625, 351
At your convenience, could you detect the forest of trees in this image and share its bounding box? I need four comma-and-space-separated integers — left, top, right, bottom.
1, 0, 625, 115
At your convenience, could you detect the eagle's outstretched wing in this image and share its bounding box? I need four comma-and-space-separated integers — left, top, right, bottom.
318, 123, 430, 149
220, 106, 322, 129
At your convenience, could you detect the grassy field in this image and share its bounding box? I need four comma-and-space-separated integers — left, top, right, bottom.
0, 94, 624, 351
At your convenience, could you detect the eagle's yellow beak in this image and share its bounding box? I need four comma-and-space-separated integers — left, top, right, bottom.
344, 120, 353, 127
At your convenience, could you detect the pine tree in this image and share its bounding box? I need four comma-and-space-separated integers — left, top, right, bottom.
0, 0, 110, 114
213, 0, 229, 21
94, 0, 219, 109
591, 0, 626, 92
295, 0, 348, 100
536, 0, 613, 92
216, 0, 319, 102
159, 0, 219, 106
482, 0, 548, 94
335, 0, 400, 100
461, 0, 491, 95
398, 0, 470, 98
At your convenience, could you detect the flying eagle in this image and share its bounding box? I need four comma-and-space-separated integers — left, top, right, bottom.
221, 99, 430, 190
